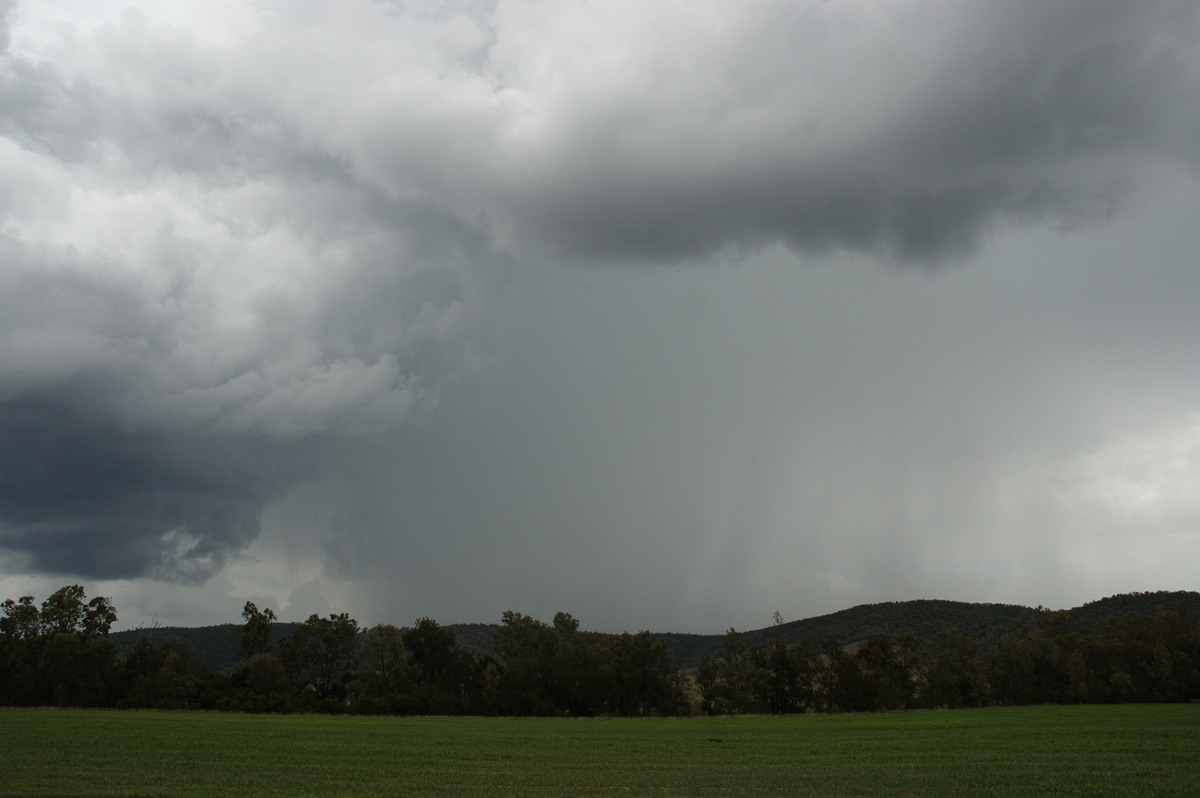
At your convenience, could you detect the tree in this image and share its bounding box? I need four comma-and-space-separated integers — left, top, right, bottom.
0, 596, 42, 705
605, 632, 685, 716
230, 653, 292, 713
761, 635, 809, 714
917, 629, 987, 709
856, 635, 913, 711
363, 624, 406, 678
717, 628, 763, 713
40, 585, 88, 636
239, 601, 277, 659
696, 653, 718, 715
494, 611, 563, 715
553, 611, 580, 638
83, 596, 118, 638
116, 636, 222, 710
401, 617, 478, 714
348, 624, 411, 714
0, 596, 40, 640
279, 613, 361, 703
817, 640, 871, 713
12, 585, 118, 640
0, 586, 118, 706
991, 612, 1062, 705
402, 617, 459, 686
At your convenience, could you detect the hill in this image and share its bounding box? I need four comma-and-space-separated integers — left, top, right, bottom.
109, 591, 1200, 672
1061, 590, 1200, 631
111, 623, 295, 673
110, 621, 500, 672
658, 598, 1028, 666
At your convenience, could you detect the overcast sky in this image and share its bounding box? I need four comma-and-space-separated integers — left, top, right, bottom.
2, 0, 1199, 634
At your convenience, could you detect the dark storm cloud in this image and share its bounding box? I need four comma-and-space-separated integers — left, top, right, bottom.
483, 1, 1200, 264
0, 388, 269, 581
8, 0, 1186, 267
3, 0, 1200, 628
0, 2, 505, 583
0, 238, 272, 581
0, 199, 495, 582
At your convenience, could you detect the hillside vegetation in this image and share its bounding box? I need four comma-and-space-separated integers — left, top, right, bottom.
6, 587, 1199, 715
110, 591, 1200, 670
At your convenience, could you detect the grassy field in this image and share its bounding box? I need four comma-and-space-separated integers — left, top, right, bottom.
1, 705, 1196, 797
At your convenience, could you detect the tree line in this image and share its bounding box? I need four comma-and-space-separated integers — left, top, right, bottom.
697, 606, 1200, 713
3, 586, 1198, 715
0, 589, 684, 715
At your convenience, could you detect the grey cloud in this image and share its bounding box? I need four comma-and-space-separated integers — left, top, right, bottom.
11, 1, 1187, 268
321, 195, 1200, 631
0, 9, 343, 190
0, 199, 497, 580
0, 387, 271, 581
323, 519, 376, 582
2, 0, 1200, 631
481, 0, 1200, 264
0, 1, 10, 53
0, 7, 507, 583
0, 56, 100, 164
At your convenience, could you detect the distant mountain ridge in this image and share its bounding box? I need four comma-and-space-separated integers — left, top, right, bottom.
656, 598, 1028, 666
110, 590, 1200, 672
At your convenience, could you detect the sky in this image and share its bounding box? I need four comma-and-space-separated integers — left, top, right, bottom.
2, 0, 1199, 634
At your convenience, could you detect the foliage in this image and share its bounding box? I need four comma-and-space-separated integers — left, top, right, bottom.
105, 590, 1200, 672
6, 587, 1200, 716
278, 612, 362, 705
662, 598, 1034, 666
0, 585, 118, 707
696, 603, 1200, 714
239, 601, 277, 659
396, 617, 484, 714
112, 622, 297, 672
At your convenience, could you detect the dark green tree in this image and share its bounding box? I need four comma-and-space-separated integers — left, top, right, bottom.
494, 611, 564, 715
39, 585, 88, 636
857, 635, 913, 711
0, 596, 41, 704
917, 629, 988, 709
817, 640, 871, 713
704, 628, 765, 714
401, 617, 478, 713
760, 636, 815, 714
1, 596, 41, 640
0, 586, 117, 707
239, 601, 277, 659
348, 624, 413, 714
602, 632, 685, 716
279, 612, 361, 704
116, 636, 223, 710
228, 653, 293, 713
37, 585, 116, 638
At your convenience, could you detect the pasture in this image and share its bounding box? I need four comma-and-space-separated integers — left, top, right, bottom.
1, 704, 1196, 796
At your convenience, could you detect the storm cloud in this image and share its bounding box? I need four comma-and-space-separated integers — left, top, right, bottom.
1, 0, 1199, 631
473, 1, 1200, 262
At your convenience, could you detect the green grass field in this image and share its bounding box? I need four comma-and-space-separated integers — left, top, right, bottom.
1, 705, 1196, 797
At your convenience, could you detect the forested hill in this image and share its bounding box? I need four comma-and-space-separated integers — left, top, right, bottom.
111, 623, 291, 674
659, 591, 1200, 666
658, 599, 1028, 666
1062, 591, 1200, 631
109, 591, 1200, 672
108, 621, 506, 673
